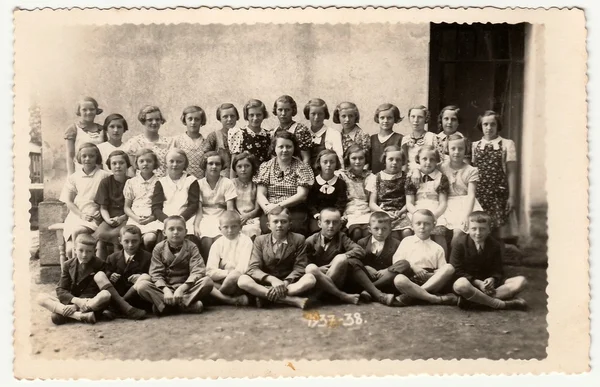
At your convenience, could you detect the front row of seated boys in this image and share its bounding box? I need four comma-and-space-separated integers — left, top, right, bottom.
38, 207, 528, 325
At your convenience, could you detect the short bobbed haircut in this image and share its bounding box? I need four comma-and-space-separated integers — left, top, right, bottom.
437, 105, 461, 131
120, 224, 142, 238
313, 149, 341, 172
166, 148, 189, 170
374, 103, 403, 124
369, 211, 393, 226
103, 113, 128, 132
180, 105, 207, 126
201, 150, 226, 171
273, 95, 298, 116
231, 151, 260, 177
468, 210, 492, 225
138, 105, 166, 125
303, 98, 330, 120
76, 96, 103, 116
379, 145, 405, 165
444, 133, 469, 154
243, 99, 269, 121
475, 110, 503, 132
134, 148, 160, 170
407, 105, 430, 123
343, 144, 367, 169
216, 103, 240, 121
332, 102, 360, 124
269, 129, 301, 158
75, 142, 102, 165
105, 150, 132, 170
415, 145, 441, 165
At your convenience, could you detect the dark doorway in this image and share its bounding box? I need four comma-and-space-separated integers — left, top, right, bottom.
428, 23, 526, 144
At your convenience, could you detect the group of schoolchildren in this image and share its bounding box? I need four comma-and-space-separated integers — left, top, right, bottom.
37, 95, 528, 325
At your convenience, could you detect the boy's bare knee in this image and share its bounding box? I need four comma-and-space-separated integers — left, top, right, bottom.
514, 275, 527, 290
393, 274, 410, 288
453, 277, 471, 294
133, 276, 151, 291
304, 273, 317, 287
305, 264, 319, 275
440, 263, 455, 275
98, 289, 111, 303
93, 271, 109, 282
228, 270, 242, 281
332, 254, 348, 264
237, 274, 254, 289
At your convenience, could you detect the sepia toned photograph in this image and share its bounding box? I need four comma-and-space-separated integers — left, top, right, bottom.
11, 6, 588, 379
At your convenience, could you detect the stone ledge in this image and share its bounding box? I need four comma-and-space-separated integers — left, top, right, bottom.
38, 265, 61, 284
38, 200, 67, 266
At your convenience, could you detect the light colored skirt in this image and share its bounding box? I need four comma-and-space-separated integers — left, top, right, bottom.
93, 221, 124, 243
62, 212, 100, 242
197, 214, 221, 238
241, 217, 261, 238
444, 195, 483, 232
407, 199, 448, 228
126, 217, 162, 235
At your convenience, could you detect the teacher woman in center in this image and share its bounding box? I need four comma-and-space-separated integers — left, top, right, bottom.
254, 130, 315, 236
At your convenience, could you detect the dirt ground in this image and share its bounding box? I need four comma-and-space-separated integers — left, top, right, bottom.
26, 260, 548, 361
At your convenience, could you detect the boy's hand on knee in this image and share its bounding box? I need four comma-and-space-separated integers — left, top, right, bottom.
163, 288, 175, 305
127, 274, 140, 284
482, 278, 496, 295
110, 273, 121, 283
63, 305, 77, 317
79, 300, 92, 312
483, 277, 495, 290
413, 269, 429, 282
173, 286, 187, 305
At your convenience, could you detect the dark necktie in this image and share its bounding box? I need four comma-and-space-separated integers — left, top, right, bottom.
422, 175, 434, 183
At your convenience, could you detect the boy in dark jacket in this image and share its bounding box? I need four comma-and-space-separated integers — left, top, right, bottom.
451, 211, 528, 310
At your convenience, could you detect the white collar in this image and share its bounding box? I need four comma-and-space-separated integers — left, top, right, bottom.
311, 126, 328, 138
377, 132, 395, 143
422, 169, 441, 180
371, 237, 384, 246
316, 175, 338, 185
271, 235, 288, 245
411, 235, 432, 244
124, 251, 134, 262
77, 166, 100, 177
479, 136, 503, 149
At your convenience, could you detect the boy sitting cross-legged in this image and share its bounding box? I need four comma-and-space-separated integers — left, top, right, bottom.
37, 234, 112, 325
96, 225, 152, 319
134, 215, 214, 316
238, 207, 317, 309
305, 208, 362, 305
392, 209, 458, 306
347, 211, 406, 306
206, 211, 252, 306
451, 211, 528, 310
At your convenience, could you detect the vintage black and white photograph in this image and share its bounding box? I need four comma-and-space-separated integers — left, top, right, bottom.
11, 6, 588, 378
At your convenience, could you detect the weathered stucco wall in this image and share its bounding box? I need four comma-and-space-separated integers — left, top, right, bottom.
27, 23, 430, 200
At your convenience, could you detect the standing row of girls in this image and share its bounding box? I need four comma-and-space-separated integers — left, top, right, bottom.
61, 96, 518, 262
